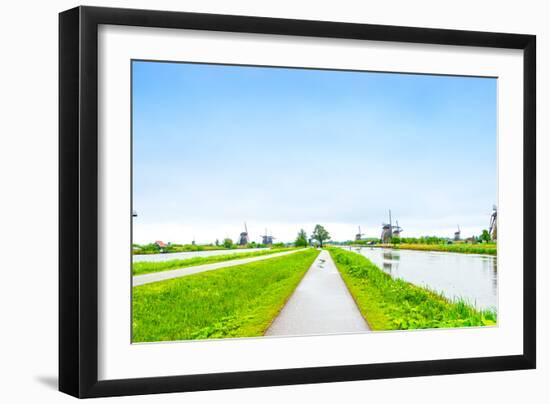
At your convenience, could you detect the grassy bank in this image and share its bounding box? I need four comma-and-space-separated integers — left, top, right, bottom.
132, 248, 320, 342
328, 247, 496, 330
370, 243, 496, 256
133, 248, 296, 276
133, 243, 279, 255
133, 244, 232, 255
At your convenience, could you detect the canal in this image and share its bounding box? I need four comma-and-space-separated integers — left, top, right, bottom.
346, 246, 497, 310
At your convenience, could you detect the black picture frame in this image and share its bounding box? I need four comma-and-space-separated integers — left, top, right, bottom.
59, 5, 536, 398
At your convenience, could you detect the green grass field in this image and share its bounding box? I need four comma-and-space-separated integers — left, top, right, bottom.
132, 248, 319, 342
133, 248, 296, 276
328, 247, 496, 330
376, 243, 496, 255
133, 244, 231, 255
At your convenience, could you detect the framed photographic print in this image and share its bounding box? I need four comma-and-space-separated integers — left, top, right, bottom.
59, 6, 536, 398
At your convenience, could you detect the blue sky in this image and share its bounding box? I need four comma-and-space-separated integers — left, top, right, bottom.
132, 61, 496, 244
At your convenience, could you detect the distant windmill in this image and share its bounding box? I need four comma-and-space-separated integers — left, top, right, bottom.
392, 220, 403, 237
489, 205, 497, 240
260, 228, 275, 245
238, 222, 249, 246
381, 209, 403, 243
381, 210, 393, 243
454, 225, 461, 241
355, 225, 365, 241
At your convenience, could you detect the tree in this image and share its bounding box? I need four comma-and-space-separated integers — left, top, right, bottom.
480, 229, 491, 243
295, 229, 308, 247
223, 238, 233, 249
215, 239, 219, 246
311, 224, 330, 248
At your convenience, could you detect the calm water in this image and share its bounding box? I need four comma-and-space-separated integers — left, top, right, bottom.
344, 247, 497, 310
133, 248, 267, 263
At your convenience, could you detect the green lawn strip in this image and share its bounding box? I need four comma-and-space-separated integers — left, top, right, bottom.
133, 248, 297, 276
134, 245, 233, 255
328, 247, 497, 331
374, 243, 496, 255
132, 248, 320, 342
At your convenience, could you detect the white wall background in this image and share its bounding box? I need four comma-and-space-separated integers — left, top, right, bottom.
0, 0, 546, 402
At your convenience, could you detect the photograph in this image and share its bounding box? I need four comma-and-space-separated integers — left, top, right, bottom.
130, 60, 498, 343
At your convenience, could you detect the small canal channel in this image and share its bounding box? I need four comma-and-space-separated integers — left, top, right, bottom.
133, 247, 268, 263
344, 246, 497, 311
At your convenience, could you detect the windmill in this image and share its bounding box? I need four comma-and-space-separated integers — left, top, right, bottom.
238, 222, 249, 246
132, 210, 138, 218
454, 225, 461, 241
392, 220, 403, 237
489, 205, 497, 240
355, 225, 365, 241
260, 228, 275, 245
381, 209, 403, 243
381, 210, 393, 243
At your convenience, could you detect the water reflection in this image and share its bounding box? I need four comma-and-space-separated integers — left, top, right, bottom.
382, 261, 394, 272
383, 251, 400, 261
492, 258, 498, 292
354, 247, 497, 311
